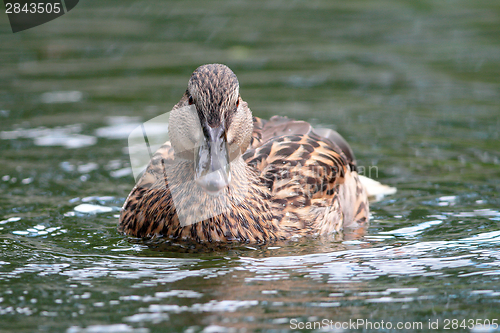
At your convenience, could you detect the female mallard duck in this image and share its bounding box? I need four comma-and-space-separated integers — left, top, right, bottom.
119, 64, 369, 243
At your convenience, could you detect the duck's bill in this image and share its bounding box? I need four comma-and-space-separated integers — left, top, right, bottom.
194, 125, 231, 194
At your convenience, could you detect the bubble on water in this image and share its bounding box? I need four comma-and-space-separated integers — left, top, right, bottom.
342, 240, 368, 245
60, 162, 76, 172
105, 160, 122, 170
469, 290, 498, 296
12, 225, 64, 237
94, 116, 143, 140
386, 288, 419, 294
201, 325, 230, 333
81, 196, 117, 203
21, 178, 33, 185
77, 163, 99, 174
460, 230, 500, 244
66, 324, 148, 333
35, 134, 97, 149
12, 231, 30, 235
306, 301, 340, 307
124, 312, 170, 324
73, 204, 114, 214
40, 311, 57, 316
1, 124, 96, 149
379, 220, 443, 237
364, 235, 394, 240
365, 296, 414, 303
41, 91, 83, 104
154, 290, 203, 299
0, 217, 21, 225
145, 300, 258, 314
453, 209, 500, 218
110, 168, 132, 178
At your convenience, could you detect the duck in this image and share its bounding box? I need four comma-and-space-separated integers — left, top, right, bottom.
118, 63, 370, 243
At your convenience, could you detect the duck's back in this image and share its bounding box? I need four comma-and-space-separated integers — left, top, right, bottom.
244, 116, 369, 235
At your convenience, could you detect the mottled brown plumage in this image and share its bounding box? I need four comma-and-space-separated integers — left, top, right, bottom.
118, 64, 369, 243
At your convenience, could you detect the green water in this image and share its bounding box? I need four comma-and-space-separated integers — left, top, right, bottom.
1, 0, 500, 332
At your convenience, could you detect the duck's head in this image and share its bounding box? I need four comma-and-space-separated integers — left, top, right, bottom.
168, 64, 253, 194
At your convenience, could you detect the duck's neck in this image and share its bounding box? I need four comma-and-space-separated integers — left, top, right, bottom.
168, 155, 281, 241
226, 156, 254, 202
168, 155, 255, 226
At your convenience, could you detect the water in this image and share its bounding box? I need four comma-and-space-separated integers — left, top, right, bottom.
1, 0, 500, 332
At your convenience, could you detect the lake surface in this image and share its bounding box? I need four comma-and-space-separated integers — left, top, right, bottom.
1, 0, 500, 332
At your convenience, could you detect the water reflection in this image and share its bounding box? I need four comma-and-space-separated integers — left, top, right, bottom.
40, 91, 83, 104
67, 324, 148, 333
95, 117, 143, 140
1, 124, 96, 149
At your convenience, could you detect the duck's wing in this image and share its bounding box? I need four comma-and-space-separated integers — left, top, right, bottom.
250, 116, 356, 169
244, 130, 368, 234
248, 116, 267, 149
245, 131, 349, 199
118, 142, 178, 237
313, 127, 357, 170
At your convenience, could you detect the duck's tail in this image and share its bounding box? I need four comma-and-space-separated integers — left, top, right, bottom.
358, 175, 397, 202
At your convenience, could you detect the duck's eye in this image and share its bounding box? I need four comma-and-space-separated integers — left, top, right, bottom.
236, 99, 239, 107
188, 95, 194, 105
